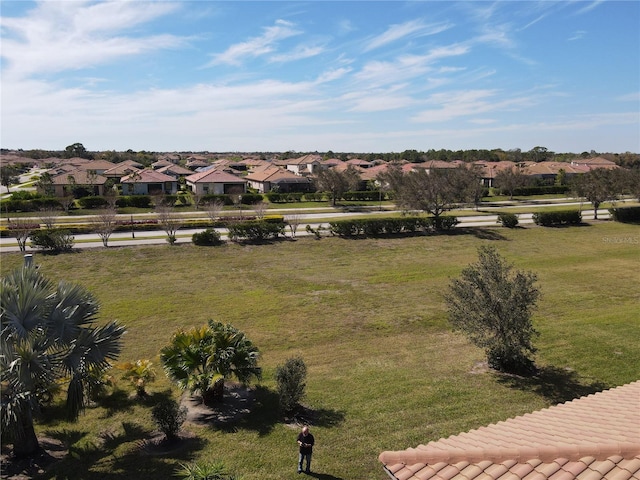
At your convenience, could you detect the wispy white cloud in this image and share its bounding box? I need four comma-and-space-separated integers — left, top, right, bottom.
269, 44, 324, 63
568, 30, 586, 41
208, 19, 301, 66
412, 89, 536, 123
574, 0, 605, 15
355, 44, 469, 87
0, 1, 186, 79
364, 19, 452, 52
615, 91, 640, 102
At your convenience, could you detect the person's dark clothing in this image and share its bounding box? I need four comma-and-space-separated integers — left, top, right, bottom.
297, 432, 314, 454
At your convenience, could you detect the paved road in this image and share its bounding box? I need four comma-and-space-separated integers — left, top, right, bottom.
0, 207, 609, 253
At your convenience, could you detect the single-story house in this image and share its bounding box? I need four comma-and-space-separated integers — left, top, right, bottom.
185, 168, 247, 195
102, 163, 142, 182
283, 154, 323, 176
246, 165, 314, 193
379, 380, 640, 480
120, 169, 178, 195
47, 169, 109, 197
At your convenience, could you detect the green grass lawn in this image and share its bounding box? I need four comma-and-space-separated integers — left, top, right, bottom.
1, 221, 639, 479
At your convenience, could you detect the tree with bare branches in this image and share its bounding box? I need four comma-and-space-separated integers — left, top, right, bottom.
93, 205, 118, 247
8, 218, 38, 252
204, 199, 225, 225
156, 204, 182, 245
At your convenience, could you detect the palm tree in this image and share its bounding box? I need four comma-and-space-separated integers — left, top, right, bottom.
160, 320, 261, 406
0, 267, 126, 458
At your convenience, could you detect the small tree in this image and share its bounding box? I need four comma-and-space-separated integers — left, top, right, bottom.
160, 320, 261, 405
275, 356, 307, 415
494, 167, 528, 200
8, 218, 37, 252
572, 168, 623, 220
445, 246, 540, 375
39, 206, 59, 230
0, 165, 20, 193
117, 359, 156, 397
287, 213, 302, 238
93, 205, 118, 247
315, 166, 361, 206
151, 398, 187, 443
254, 201, 269, 220
204, 199, 225, 225
156, 204, 182, 245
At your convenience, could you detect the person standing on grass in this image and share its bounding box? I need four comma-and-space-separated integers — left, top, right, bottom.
297, 425, 315, 474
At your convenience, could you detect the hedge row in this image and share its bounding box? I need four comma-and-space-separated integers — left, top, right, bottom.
532, 210, 582, 226
328, 216, 459, 237
1, 198, 63, 212
496, 185, 570, 197
609, 206, 640, 223
227, 219, 286, 242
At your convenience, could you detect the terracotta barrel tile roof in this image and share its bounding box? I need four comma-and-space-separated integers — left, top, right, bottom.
380, 381, 640, 480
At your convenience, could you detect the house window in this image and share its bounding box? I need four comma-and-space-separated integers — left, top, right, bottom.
203, 186, 209, 193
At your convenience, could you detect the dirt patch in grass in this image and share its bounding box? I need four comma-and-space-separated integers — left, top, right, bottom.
181, 383, 255, 427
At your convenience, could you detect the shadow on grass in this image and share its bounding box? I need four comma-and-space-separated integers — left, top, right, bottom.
43, 420, 206, 480
496, 365, 608, 404
98, 388, 174, 418
444, 227, 507, 241
306, 471, 345, 480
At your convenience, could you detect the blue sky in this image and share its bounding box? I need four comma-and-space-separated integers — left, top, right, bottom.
1, 1, 638, 153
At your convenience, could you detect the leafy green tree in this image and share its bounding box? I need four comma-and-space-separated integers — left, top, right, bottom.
379, 165, 473, 226
494, 167, 528, 199
0, 165, 20, 193
315, 166, 361, 206
275, 356, 307, 415
0, 267, 126, 457
160, 320, 261, 405
445, 246, 540, 375
63, 142, 93, 159
572, 168, 624, 220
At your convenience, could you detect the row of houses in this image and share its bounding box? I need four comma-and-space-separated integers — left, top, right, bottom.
23, 154, 621, 198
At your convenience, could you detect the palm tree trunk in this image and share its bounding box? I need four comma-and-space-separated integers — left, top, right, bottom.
12, 409, 41, 458
202, 378, 225, 406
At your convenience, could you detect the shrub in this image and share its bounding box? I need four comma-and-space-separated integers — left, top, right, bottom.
192, 228, 223, 246
609, 206, 640, 223
303, 192, 324, 202
275, 356, 307, 415
116, 195, 152, 209
532, 210, 582, 226
151, 399, 187, 443
200, 194, 234, 206
424, 216, 459, 231
77, 196, 109, 209
29, 229, 75, 252
176, 461, 234, 480
240, 193, 263, 205
10, 191, 41, 201
227, 220, 285, 242
497, 212, 519, 228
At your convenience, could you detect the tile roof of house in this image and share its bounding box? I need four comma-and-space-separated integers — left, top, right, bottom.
157, 164, 194, 176
570, 157, 618, 167
185, 168, 246, 184
103, 164, 142, 176
523, 162, 589, 176
379, 380, 640, 480
359, 163, 391, 181
121, 169, 176, 183
51, 169, 108, 185
286, 154, 323, 165
246, 165, 302, 182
